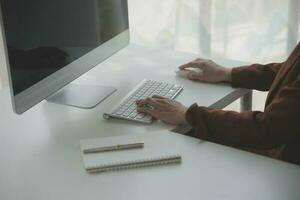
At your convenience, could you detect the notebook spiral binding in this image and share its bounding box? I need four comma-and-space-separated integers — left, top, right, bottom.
86, 154, 181, 173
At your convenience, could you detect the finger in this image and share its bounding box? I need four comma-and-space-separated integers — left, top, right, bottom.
179, 61, 207, 70
181, 69, 197, 76
146, 97, 165, 109
179, 63, 194, 70
135, 99, 147, 106
153, 98, 170, 105
152, 95, 167, 99
138, 97, 164, 109
136, 97, 165, 107
137, 107, 160, 119
152, 96, 173, 106
179, 58, 206, 69
137, 108, 175, 123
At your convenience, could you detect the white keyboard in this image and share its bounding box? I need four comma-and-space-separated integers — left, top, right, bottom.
103, 79, 183, 123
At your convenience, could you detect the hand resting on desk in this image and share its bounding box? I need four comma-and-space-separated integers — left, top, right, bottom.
178, 58, 232, 83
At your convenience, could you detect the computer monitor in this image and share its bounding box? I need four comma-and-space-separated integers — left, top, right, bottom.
0, 0, 129, 114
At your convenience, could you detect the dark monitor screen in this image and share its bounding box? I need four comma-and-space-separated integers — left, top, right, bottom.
0, 0, 128, 95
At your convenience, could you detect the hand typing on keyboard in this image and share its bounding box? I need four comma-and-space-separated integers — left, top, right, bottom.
136, 95, 188, 125
103, 80, 183, 123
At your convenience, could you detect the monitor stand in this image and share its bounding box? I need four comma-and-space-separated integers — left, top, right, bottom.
46, 84, 116, 108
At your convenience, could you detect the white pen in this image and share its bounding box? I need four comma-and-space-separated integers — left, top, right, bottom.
83, 142, 144, 154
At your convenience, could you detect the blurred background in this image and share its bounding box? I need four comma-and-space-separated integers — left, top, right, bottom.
127, 0, 300, 111
1, 0, 300, 111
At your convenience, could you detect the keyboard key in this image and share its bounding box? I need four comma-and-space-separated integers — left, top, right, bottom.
136, 113, 145, 119
129, 112, 138, 118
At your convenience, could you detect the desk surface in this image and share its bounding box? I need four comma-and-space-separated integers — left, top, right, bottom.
0, 44, 299, 200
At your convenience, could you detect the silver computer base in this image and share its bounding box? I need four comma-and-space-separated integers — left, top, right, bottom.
46, 84, 116, 108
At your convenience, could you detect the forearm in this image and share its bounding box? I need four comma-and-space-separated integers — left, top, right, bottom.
230, 62, 282, 91
185, 104, 268, 148
185, 90, 299, 150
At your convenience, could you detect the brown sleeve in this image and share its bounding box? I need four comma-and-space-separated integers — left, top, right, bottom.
231, 62, 282, 91
185, 73, 300, 149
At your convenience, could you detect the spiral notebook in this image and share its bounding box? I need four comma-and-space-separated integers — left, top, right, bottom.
80, 134, 181, 173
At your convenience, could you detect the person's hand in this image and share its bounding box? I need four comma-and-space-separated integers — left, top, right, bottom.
179, 58, 232, 83
136, 95, 188, 125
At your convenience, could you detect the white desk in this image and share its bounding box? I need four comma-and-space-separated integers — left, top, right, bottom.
0, 44, 299, 200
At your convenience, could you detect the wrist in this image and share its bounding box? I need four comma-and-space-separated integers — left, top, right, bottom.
223, 68, 232, 83
179, 107, 188, 125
